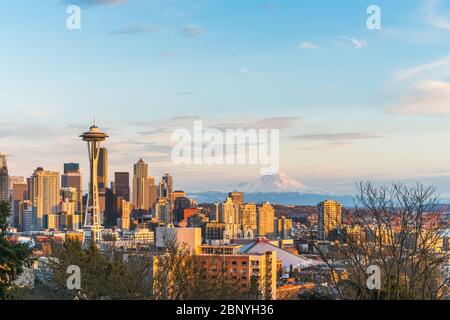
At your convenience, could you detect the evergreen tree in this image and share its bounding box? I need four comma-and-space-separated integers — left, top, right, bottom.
0, 201, 31, 299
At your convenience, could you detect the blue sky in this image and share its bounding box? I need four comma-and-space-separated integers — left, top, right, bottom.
2, 0, 450, 195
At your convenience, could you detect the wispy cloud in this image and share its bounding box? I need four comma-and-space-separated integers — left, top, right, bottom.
239, 67, 262, 75
215, 116, 301, 130
253, 117, 301, 129
393, 55, 450, 81
108, 26, 164, 35
180, 24, 206, 38
261, 2, 278, 11
389, 80, 450, 115
157, 51, 176, 57
291, 132, 379, 142
390, 55, 450, 115
63, 0, 125, 7
298, 41, 319, 49
338, 36, 367, 49
423, 0, 450, 30
171, 115, 201, 121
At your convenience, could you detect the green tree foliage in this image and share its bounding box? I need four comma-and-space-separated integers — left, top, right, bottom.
31, 239, 152, 300
0, 201, 31, 299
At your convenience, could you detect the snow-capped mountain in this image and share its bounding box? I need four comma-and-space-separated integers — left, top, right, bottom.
236, 172, 326, 194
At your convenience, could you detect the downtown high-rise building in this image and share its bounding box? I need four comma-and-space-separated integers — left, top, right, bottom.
104, 187, 118, 228
114, 172, 130, 202
132, 159, 157, 212
97, 148, 108, 192
274, 216, 293, 240
241, 203, 257, 237
8, 176, 24, 193
11, 179, 28, 228
228, 191, 244, 205
0, 153, 9, 202
20, 201, 34, 231
97, 148, 108, 213
257, 202, 275, 237
61, 163, 82, 214
219, 197, 242, 239
12, 180, 27, 202
174, 196, 191, 224
317, 200, 343, 240
155, 197, 171, 225
219, 197, 240, 225
60, 187, 81, 230
64, 163, 79, 174
158, 173, 173, 201
118, 198, 131, 231
30, 168, 60, 230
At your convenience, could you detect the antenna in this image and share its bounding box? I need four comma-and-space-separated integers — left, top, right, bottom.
93, 116, 96, 126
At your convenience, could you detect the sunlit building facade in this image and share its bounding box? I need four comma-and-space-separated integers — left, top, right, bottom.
317, 200, 343, 240
31, 168, 60, 230
257, 202, 275, 237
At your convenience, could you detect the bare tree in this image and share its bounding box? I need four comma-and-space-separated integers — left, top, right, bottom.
316, 182, 450, 300
152, 233, 262, 300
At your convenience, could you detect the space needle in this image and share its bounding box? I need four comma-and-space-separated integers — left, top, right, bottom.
80, 122, 108, 244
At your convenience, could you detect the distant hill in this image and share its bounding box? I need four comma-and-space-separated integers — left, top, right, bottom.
188, 172, 450, 207
189, 172, 354, 206
189, 191, 355, 207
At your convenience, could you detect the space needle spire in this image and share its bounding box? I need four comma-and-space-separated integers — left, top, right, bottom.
80, 122, 109, 244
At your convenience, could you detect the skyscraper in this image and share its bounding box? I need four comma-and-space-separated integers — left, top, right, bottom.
31, 168, 60, 230
0, 153, 9, 202
80, 124, 108, 244
61, 163, 82, 214
172, 190, 187, 200
114, 172, 130, 202
274, 216, 293, 239
317, 200, 342, 240
118, 199, 131, 231
97, 147, 108, 192
12, 179, 27, 201
104, 187, 119, 228
257, 202, 275, 237
64, 163, 80, 174
241, 203, 257, 236
228, 191, 244, 205
132, 159, 156, 212
20, 200, 33, 231
158, 173, 173, 201
147, 178, 157, 210
61, 187, 79, 215
155, 197, 171, 225
8, 176, 24, 193
97, 148, 108, 213
219, 197, 242, 239
12, 181, 28, 228
174, 196, 191, 224
219, 197, 240, 225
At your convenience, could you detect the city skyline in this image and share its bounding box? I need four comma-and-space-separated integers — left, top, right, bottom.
2, 0, 450, 195
2, 1, 450, 305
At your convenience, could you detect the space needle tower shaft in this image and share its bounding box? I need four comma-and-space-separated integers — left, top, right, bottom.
80, 123, 108, 244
